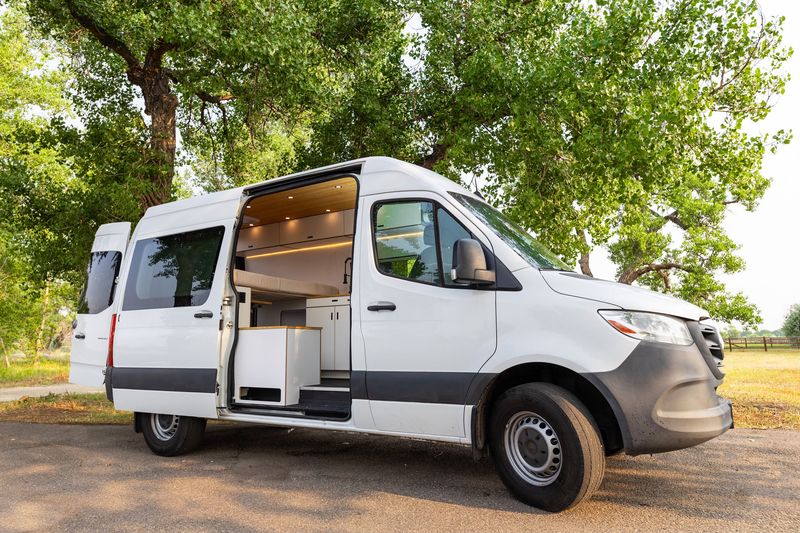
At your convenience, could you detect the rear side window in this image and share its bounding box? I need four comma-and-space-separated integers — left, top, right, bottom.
122, 226, 225, 311
77, 251, 122, 314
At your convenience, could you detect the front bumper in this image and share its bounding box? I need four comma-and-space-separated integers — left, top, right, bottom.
583, 340, 733, 455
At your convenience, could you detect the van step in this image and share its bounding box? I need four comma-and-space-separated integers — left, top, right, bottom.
299, 385, 350, 403
288, 398, 350, 418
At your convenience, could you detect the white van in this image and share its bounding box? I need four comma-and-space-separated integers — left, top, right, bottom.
70, 157, 732, 511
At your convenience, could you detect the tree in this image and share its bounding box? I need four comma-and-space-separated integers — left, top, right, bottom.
299, 0, 790, 325
783, 304, 800, 337
25, 0, 407, 208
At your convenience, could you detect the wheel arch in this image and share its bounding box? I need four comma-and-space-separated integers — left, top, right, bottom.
470, 362, 626, 458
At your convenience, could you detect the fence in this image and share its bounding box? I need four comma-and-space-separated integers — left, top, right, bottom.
725, 336, 800, 352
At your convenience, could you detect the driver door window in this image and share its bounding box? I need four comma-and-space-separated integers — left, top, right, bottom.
372, 200, 475, 287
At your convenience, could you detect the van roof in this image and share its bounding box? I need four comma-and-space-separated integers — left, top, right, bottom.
142, 156, 474, 220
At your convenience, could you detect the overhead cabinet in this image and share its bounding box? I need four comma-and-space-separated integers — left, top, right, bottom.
306, 296, 350, 371
237, 209, 354, 252
279, 211, 345, 245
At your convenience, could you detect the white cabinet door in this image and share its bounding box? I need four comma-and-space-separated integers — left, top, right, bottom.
237, 223, 279, 252
334, 307, 350, 370
280, 212, 344, 244
306, 306, 335, 370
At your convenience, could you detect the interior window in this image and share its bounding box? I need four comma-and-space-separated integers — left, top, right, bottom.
373, 201, 439, 284
122, 226, 225, 311
77, 251, 122, 314
436, 208, 473, 286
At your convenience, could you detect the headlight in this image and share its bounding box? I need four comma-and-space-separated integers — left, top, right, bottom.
599, 310, 693, 345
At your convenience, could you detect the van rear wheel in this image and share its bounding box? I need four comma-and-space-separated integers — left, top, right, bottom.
139, 412, 207, 456
488, 383, 605, 512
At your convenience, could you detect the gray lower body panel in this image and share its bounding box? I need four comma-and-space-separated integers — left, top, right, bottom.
583, 341, 733, 455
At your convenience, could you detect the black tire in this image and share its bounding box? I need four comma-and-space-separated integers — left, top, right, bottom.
139, 412, 207, 457
488, 383, 605, 512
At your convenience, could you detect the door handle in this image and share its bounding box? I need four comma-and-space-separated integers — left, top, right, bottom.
194, 310, 214, 319
367, 302, 396, 312
74, 333, 86, 339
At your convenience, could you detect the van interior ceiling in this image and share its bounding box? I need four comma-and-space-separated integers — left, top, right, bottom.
230, 176, 357, 419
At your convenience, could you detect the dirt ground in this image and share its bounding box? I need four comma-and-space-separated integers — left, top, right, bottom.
0, 422, 797, 532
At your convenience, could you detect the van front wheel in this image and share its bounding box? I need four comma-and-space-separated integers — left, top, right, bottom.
488, 383, 605, 512
139, 412, 207, 456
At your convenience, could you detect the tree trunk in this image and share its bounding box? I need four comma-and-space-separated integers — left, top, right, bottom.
63, 4, 178, 209
33, 283, 51, 364
0, 337, 9, 369
578, 252, 593, 277
128, 67, 178, 209
577, 230, 593, 277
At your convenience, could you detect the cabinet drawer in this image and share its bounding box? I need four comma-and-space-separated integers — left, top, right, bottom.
306, 296, 350, 308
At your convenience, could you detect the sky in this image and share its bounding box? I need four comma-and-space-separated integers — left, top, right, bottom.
588, 0, 800, 330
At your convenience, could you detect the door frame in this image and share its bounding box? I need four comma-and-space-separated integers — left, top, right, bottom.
223, 171, 363, 414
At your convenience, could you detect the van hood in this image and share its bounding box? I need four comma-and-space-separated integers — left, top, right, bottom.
540, 270, 709, 321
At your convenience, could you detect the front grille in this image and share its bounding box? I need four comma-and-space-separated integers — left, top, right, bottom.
699, 322, 724, 361
687, 320, 725, 379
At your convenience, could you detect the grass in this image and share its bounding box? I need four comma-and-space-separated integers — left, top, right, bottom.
0, 350, 797, 430
718, 350, 800, 430
0, 393, 131, 425
0, 357, 69, 388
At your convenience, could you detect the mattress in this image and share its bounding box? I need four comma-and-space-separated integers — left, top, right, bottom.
233, 269, 340, 298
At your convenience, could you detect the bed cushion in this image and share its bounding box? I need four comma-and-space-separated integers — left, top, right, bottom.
233, 269, 340, 298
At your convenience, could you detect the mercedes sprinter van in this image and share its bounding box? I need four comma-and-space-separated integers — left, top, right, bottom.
70, 157, 733, 511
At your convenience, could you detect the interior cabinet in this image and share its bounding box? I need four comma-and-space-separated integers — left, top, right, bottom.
234, 327, 321, 406
280, 211, 344, 245
237, 223, 279, 252
306, 296, 350, 371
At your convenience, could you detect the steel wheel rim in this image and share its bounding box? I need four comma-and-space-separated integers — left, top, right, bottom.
504, 411, 562, 486
151, 414, 180, 441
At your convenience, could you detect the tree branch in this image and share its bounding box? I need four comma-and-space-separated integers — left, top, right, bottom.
417, 143, 449, 169
196, 91, 235, 104
650, 208, 688, 230
618, 262, 693, 285
64, 0, 141, 70
145, 39, 178, 69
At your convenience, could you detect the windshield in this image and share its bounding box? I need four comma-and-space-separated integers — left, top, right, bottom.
450, 193, 571, 271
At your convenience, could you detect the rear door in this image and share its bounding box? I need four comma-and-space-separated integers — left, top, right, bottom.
111, 221, 235, 418
70, 222, 131, 386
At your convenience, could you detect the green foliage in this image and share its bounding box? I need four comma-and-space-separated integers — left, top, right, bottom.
0, 357, 69, 387
2, 0, 792, 329
302, 0, 791, 325
783, 304, 800, 337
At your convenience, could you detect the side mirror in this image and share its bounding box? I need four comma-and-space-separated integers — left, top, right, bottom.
452, 239, 495, 286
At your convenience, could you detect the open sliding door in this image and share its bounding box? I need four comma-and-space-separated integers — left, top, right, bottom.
111, 204, 239, 418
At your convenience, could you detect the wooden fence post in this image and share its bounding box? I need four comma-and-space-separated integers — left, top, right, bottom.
727, 337, 733, 352
763, 336, 767, 352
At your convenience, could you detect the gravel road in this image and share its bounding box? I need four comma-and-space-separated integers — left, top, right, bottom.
0, 422, 797, 532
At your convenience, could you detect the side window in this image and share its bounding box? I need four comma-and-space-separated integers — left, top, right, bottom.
122, 226, 225, 311
436, 207, 473, 286
77, 251, 122, 314
373, 201, 439, 285
372, 200, 478, 287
